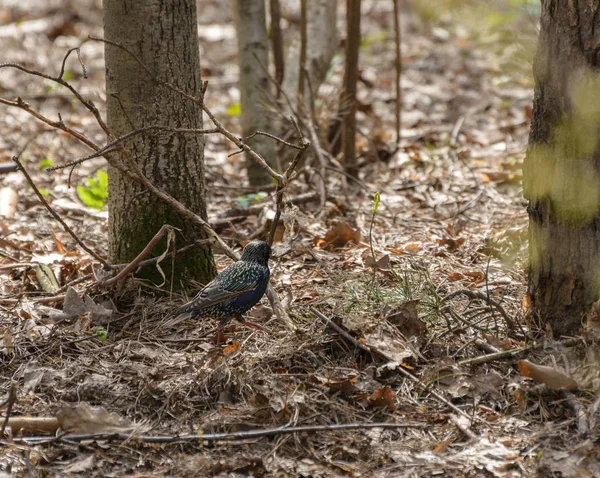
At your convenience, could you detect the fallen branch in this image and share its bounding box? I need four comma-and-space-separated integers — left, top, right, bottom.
457, 337, 583, 367
11, 422, 424, 445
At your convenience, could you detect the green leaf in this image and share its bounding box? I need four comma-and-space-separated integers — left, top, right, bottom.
77, 185, 105, 209
94, 327, 108, 342
78, 170, 109, 209
62, 70, 74, 81
39, 158, 53, 170
76, 171, 109, 210
96, 170, 108, 189
372, 191, 381, 216
234, 191, 268, 208
38, 188, 49, 197
226, 103, 241, 117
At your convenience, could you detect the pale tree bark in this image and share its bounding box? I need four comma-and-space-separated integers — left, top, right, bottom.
232, 0, 277, 186
281, 0, 338, 112
524, 0, 600, 336
103, 0, 214, 286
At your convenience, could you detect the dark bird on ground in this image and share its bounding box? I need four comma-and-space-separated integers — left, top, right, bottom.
164, 241, 271, 335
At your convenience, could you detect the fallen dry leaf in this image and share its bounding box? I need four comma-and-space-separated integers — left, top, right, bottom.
318, 222, 361, 249
51, 230, 67, 254
223, 342, 241, 355
404, 243, 421, 253
463, 271, 485, 282
448, 272, 464, 281
385, 300, 426, 338
56, 402, 139, 434
2, 327, 13, 355
438, 237, 465, 250
521, 295, 531, 312
363, 253, 391, 270
518, 360, 578, 390
433, 436, 454, 454
368, 386, 397, 410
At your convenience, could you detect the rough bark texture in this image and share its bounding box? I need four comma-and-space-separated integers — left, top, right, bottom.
524, 0, 600, 336
341, 0, 362, 179
232, 0, 277, 186
281, 0, 338, 112
103, 0, 214, 286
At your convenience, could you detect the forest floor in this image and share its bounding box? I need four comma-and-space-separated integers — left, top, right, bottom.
1, 1, 598, 477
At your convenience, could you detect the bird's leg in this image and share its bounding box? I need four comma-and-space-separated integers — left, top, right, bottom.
236, 315, 263, 330
215, 320, 228, 346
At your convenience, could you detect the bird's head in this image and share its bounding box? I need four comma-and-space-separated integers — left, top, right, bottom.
240, 240, 271, 265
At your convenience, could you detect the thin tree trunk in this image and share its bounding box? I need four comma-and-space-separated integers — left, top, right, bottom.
232, 0, 277, 186
298, 0, 307, 111
524, 0, 600, 336
281, 0, 338, 112
269, 0, 284, 92
341, 0, 362, 179
393, 0, 402, 144
103, 0, 214, 286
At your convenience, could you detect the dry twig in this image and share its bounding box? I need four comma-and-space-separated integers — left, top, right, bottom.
13, 422, 424, 445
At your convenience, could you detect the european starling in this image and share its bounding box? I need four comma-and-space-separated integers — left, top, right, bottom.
164, 240, 271, 332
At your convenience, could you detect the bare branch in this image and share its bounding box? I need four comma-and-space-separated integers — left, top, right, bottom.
48, 125, 221, 172
12, 421, 424, 445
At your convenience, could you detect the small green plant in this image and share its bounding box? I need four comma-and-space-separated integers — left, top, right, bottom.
38, 158, 53, 170
369, 191, 380, 266
226, 102, 241, 117
234, 191, 267, 208
77, 170, 108, 210
368, 192, 381, 300
94, 326, 108, 342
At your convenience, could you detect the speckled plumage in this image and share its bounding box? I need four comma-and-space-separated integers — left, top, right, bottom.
165, 241, 271, 329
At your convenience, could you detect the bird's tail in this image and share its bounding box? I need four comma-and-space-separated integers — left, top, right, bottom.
162, 305, 194, 330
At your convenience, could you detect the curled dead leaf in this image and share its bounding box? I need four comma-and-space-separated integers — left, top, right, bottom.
521, 295, 531, 312
363, 253, 391, 270
438, 237, 465, 250
317, 222, 361, 249
448, 272, 464, 281
404, 243, 421, 253
56, 402, 140, 434
518, 360, 578, 390
2, 328, 13, 355
385, 300, 426, 339
368, 385, 397, 410
223, 342, 241, 355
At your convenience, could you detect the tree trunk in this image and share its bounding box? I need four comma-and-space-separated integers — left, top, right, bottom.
269, 0, 285, 91
232, 0, 277, 186
524, 0, 600, 336
103, 0, 214, 286
341, 0, 362, 179
281, 0, 338, 112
